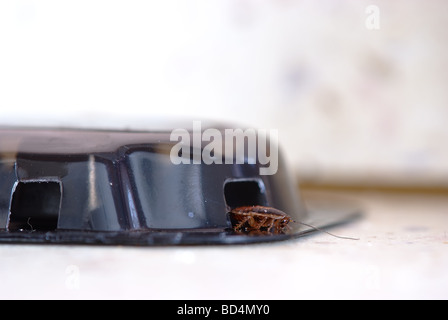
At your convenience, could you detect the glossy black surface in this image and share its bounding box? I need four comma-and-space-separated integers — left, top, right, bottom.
0, 127, 359, 245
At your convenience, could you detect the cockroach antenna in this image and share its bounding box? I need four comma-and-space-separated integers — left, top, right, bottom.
291, 220, 360, 241
27, 217, 36, 232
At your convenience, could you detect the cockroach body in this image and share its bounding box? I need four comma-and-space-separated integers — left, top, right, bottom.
228, 205, 293, 234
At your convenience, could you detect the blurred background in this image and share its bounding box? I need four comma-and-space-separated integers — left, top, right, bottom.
1, 0, 447, 190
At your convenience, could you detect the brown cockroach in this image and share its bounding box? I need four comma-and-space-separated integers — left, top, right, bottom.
228, 205, 293, 234
229, 205, 360, 239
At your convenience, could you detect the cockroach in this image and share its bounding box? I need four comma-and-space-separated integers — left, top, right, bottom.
228, 205, 293, 234
229, 205, 360, 240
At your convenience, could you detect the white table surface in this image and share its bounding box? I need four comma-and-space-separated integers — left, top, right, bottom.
1, 189, 447, 300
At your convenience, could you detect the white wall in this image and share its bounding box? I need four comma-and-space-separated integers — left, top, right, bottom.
1, 0, 447, 187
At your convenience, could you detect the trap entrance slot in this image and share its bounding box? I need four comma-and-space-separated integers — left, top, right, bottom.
224, 180, 267, 209
8, 181, 62, 232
